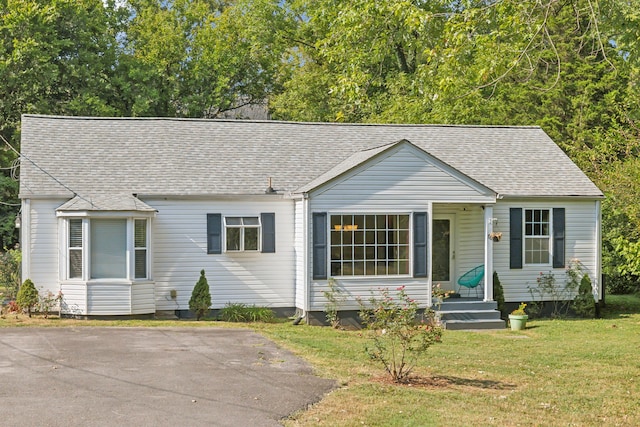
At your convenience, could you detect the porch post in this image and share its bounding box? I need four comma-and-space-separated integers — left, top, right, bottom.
484, 205, 494, 302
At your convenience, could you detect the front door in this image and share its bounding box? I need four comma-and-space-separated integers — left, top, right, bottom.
432, 215, 455, 291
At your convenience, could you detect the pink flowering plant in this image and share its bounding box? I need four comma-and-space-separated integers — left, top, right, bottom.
358, 286, 443, 383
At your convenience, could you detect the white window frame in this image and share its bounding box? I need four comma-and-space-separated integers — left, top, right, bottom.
328, 213, 411, 277
61, 215, 152, 281
224, 216, 261, 252
134, 218, 149, 279
68, 218, 84, 280
524, 208, 552, 265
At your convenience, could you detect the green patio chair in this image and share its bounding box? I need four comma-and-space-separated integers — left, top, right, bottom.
457, 264, 485, 298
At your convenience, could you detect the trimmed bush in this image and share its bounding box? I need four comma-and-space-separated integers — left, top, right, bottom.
16, 279, 39, 317
189, 270, 211, 321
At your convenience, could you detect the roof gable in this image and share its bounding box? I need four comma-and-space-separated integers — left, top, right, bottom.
19, 115, 604, 200
300, 139, 496, 204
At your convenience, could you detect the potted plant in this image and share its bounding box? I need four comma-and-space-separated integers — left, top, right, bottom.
508, 303, 528, 330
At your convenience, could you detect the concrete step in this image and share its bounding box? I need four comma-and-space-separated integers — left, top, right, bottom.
443, 319, 506, 330
437, 300, 497, 311
438, 309, 502, 322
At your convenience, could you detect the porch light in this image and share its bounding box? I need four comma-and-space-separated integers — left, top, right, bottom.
14, 213, 21, 229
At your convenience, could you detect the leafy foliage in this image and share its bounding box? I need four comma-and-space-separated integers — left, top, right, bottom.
0, 247, 21, 300
493, 271, 506, 319
358, 286, 442, 383
323, 278, 346, 328
189, 269, 211, 321
218, 302, 275, 323
16, 278, 38, 317
573, 274, 596, 318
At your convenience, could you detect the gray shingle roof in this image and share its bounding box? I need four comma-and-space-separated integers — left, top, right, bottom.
19, 115, 603, 203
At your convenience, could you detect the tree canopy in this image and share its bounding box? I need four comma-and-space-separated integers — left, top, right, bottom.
1, 0, 639, 290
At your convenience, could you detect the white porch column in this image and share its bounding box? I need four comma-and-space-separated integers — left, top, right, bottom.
483, 205, 494, 302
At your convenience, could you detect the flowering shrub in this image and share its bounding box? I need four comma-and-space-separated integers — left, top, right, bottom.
38, 291, 63, 318
358, 286, 443, 383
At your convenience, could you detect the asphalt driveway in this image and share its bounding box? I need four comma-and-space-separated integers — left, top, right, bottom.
0, 327, 335, 426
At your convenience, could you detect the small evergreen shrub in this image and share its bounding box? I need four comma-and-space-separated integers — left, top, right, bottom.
493, 271, 506, 319
572, 274, 596, 318
219, 302, 275, 322
189, 270, 211, 320
16, 279, 39, 317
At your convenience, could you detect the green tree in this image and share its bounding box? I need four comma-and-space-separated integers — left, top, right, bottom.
189, 269, 211, 320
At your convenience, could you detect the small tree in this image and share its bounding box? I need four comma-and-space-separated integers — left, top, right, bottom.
16, 279, 39, 317
0, 248, 21, 299
189, 270, 211, 321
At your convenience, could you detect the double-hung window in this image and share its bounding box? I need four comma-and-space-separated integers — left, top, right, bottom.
134, 219, 148, 279
225, 216, 260, 252
68, 219, 83, 279
329, 214, 410, 276
524, 209, 550, 264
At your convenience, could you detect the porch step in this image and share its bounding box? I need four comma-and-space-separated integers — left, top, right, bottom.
442, 319, 507, 330
436, 299, 505, 330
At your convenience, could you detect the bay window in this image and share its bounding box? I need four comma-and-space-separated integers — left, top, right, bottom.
64, 217, 150, 281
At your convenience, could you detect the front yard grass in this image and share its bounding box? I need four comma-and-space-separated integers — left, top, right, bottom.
1, 295, 639, 426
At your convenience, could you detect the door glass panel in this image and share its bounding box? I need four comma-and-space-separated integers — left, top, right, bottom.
432, 219, 450, 282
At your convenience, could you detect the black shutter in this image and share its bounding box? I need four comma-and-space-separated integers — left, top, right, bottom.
261, 213, 276, 253
207, 214, 222, 254
413, 212, 428, 278
510, 208, 523, 269
553, 208, 565, 268
312, 213, 327, 279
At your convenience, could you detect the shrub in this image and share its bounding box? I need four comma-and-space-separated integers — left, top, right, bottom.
219, 302, 275, 322
0, 248, 21, 299
189, 270, 211, 321
323, 277, 345, 328
16, 279, 39, 317
572, 274, 596, 318
38, 291, 63, 318
358, 286, 443, 383
493, 271, 506, 318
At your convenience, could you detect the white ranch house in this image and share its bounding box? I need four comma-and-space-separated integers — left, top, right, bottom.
18, 115, 604, 328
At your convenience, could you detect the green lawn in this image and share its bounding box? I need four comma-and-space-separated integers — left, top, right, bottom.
1, 295, 639, 426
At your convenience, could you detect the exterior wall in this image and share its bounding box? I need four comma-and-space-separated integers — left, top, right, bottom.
146, 197, 296, 311
23, 199, 63, 297
492, 199, 600, 302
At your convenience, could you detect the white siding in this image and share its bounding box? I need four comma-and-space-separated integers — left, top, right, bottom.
60, 282, 86, 315
146, 198, 296, 310
492, 199, 599, 302
132, 282, 155, 314
309, 144, 494, 210
26, 199, 63, 297
87, 282, 131, 315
